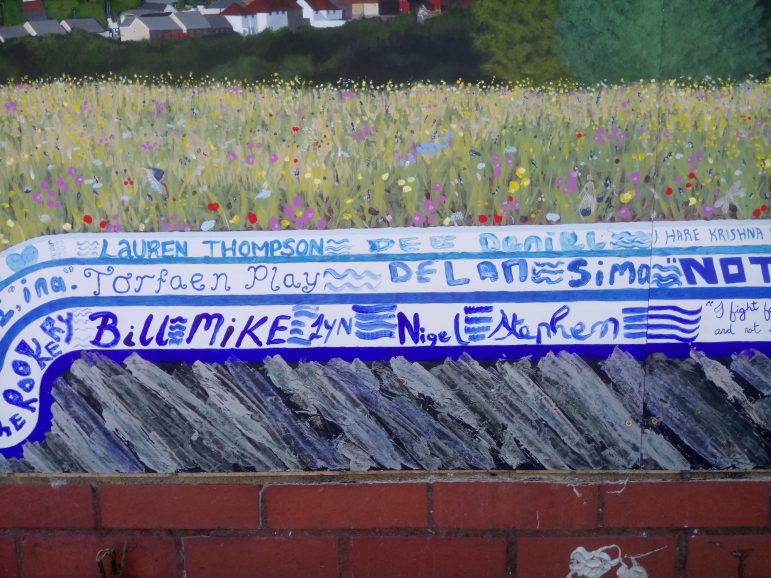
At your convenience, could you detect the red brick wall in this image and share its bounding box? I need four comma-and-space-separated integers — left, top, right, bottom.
0, 474, 769, 577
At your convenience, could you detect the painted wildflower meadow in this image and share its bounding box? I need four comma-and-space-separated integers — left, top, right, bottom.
0, 77, 768, 243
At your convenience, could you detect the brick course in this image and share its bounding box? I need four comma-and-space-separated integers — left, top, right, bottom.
0, 484, 93, 529
433, 481, 598, 529
265, 483, 428, 529
0, 477, 766, 578
0, 536, 19, 578
99, 483, 260, 529
184, 536, 339, 578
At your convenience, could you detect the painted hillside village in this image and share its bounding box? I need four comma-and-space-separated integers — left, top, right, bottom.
0, 0, 457, 42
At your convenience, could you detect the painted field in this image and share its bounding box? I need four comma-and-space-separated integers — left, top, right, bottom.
0, 79, 768, 243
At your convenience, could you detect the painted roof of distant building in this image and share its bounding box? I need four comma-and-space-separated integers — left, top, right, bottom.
173, 11, 211, 29
25, 19, 67, 35
305, 0, 339, 10
61, 18, 106, 33
208, 0, 245, 8
140, 14, 183, 31
204, 14, 233, 28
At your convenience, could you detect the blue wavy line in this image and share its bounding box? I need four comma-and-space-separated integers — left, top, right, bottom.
624, 323, 699, 334
325, 282, 379, 292
649, 305, 702, 315
624, 314, 701, 325
465, 306, 493, 314
354, 313, 396, 322
465, 326, 490, 335
651, 264, 683, 274
651, 277, 683, 288
623, 332, 648, 339
465, 316, 493, 325
646, 333, 698, 343
611, 240, 651, 248
323, 268, 381, 281
533, 261, 564, 268
352, 304, 398, 314
532, 276, 563, 284
326, 239, 350, 245
287, 336, 313, 345
622, 307, 648, 314
355, 320, 397, 331
355, 330, 394, 340
652, 273, 682, 282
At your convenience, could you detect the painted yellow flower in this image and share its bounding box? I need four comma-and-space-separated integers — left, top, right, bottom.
508, 180, 520, 192
620, 189, 637, 204
515, 166, 526, 177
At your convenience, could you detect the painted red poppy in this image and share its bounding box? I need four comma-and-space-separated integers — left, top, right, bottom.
248, 212, 257, 224
83, 215, 93, 224
207, 203, 220, 211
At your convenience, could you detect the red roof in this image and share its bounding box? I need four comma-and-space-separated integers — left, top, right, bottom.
305, 0, 339, 10
22, 0, 46, 12
221, 3, 246, 14
223, 0, 299, 14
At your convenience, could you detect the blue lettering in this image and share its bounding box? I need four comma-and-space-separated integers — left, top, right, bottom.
444, 262, 470, 286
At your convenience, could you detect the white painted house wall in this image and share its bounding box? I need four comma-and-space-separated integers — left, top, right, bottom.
296, 0, 344, 27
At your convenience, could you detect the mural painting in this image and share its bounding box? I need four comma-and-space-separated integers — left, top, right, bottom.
0, 2, 769, 475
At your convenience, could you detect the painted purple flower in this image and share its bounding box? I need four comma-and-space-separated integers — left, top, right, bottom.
269, 153, 279, 163
4, 101, 18, 113
269, 216, 281, 230
701, 204, 716, 218
283, 196, 316, 229
618, 206, 630, 219
246, 154, 255, 166
228, 150, 238, 161
56, 177, 70, 192
630, 171, 640, 183
413, 212, 425, 226
32, 193, 43, 203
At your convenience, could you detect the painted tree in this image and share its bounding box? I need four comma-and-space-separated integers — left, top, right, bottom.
471, 0, 568, 84
556, 0, 770, 84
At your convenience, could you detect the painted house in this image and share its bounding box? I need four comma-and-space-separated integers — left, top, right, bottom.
0, 25, 30, 42
297, 0, 345, 27
221, 0, 301, 35
119, 2, 177, 24
119, 14, 184, 42
170, 11, 215, 36
333, 0, 378, 19
203, 14, 234, 34
23, 19, 67, 36
59, 18, 108, 36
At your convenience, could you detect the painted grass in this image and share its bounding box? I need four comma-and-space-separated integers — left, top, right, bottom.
0, 77, 768, 244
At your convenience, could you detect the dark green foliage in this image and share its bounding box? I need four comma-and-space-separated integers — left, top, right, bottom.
0, 10, 486, 84
557, 0, 770, 83
471, 0, 568, 84
1, 0, 25, 26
